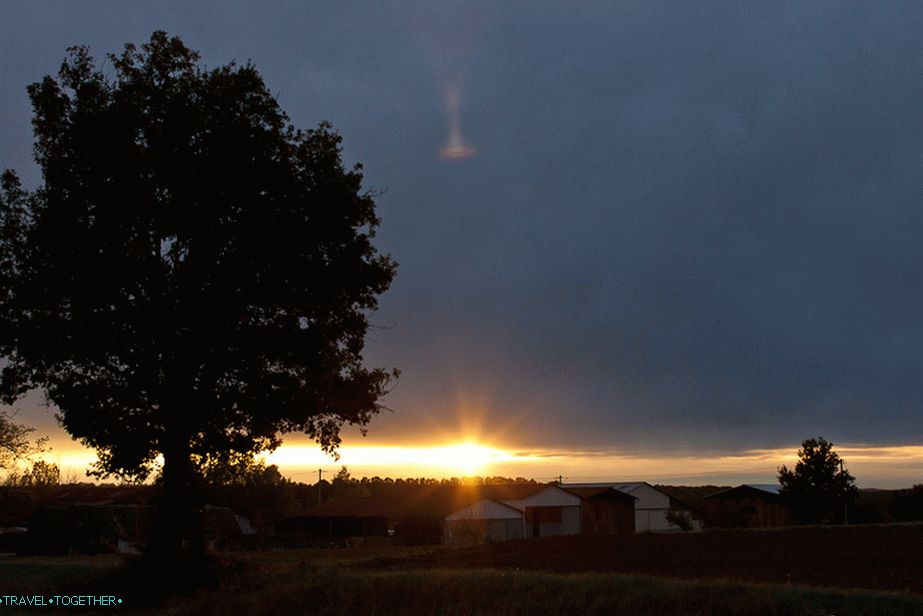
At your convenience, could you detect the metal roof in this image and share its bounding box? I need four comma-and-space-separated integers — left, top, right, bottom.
560, 486, 638, 501
744, 484, 781, 495
704, 484, 782, 500
562, 481, 651, 493
301, 483, 556, 519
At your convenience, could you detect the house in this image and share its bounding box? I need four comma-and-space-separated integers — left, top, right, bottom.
563, 482, 702, 531
703, 484, 792, 528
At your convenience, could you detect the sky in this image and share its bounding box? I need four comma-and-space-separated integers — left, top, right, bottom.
1, 2, 922, 487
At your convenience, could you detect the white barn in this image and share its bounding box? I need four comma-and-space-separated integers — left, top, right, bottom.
444, 499, 523, 544
563, 482, 701, 532
443, 484, 582, 544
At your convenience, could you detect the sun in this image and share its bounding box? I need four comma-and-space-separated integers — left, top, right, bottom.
261, 439, 518, 478
429, 442, 505, 475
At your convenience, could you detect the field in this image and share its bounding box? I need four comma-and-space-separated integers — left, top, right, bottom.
2, 525, 922, 615
363, 524, 923, 593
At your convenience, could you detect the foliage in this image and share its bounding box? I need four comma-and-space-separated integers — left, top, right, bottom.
890, 484, 923, 522
0, 410, 47, 470
323, 473, 538, 502
4, 459, 61, 487
197, 452, 288, 489
778, 437, 858, 523
194, 453, 302, 527
0, 31, 396, 492
664, 509, 693, 531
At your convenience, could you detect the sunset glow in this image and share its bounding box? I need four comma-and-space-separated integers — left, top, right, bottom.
27, 429, 923, 489
264, 441, 514, 476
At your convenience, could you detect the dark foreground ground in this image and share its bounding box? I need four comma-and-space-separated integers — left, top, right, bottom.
362, 523, 923, 594
2, 524, 922, 615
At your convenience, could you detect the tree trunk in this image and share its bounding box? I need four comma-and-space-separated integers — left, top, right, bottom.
152, 437, 205, 562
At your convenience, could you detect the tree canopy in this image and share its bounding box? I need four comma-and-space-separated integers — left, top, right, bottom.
0, 31, 397, 493
778, 436, 858, 524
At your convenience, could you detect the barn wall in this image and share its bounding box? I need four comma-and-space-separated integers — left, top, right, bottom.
637, 508, 702, 532
581, 500, 635, 533
705, 498, 792, 528
444, 518, 523, 544
629, 485, 670, 510
523, 506, 581, 537
562, 506, 581, 534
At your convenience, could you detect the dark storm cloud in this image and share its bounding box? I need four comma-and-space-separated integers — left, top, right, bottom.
2, 2, 922, 453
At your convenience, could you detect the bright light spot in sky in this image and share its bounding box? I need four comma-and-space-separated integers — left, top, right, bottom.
264, 441, 514, 475
433, 442, 507, 474
440, 86, 475, 159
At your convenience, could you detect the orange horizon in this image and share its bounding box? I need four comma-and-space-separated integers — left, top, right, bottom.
20, 427, 923, 490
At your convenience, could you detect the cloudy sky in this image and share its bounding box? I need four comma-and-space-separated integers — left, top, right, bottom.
2, 2, 921, 486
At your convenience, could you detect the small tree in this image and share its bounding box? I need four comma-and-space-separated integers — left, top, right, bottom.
665, 509, 694, 531
778, 437, 858, 524
6, 459, 61, 488
0, 410, 46, 472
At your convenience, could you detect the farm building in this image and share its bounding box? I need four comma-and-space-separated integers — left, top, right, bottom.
703, 484, 792, 528
288, 483, 638, 546
280, 484, 478, 545
563, 486, 636, 534
444, 483, 584, 543
23, 504, 252, 555
443, 498, 524, 544
563, 482, 702, 531
25, 504, 152, 555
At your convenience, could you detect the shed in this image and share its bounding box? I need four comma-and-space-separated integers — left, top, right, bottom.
564, 487, 636, 534
703, 484, 792, 528
563, 482, 702, 531
444, 499, 523, 544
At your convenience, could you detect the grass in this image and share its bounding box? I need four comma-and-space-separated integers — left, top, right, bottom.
3, 545, 923, 615
0, 554, 123, 595
164, 567, 923, 616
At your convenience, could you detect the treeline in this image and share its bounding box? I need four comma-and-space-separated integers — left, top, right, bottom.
849, 485, 923, 524
325, 467, 536, 495
663, 484, 923, 528
1, 457, 538, 530
173, 465, 536, 529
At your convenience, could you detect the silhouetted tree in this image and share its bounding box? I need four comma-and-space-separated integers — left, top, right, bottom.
0, 32, 396, 561
890, 484, 923, 522
197, 452, 288, 488
778, 437, 858, 524
5, 459, 61, 488
0, 410, 46, 472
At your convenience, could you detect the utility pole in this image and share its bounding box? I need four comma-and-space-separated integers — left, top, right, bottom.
840, 460, 848, 525
317, 468, 327, 506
